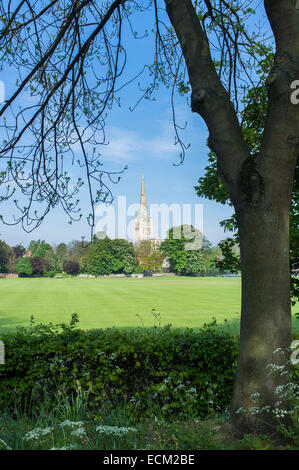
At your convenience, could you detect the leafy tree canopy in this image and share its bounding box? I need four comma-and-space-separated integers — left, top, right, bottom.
30, 256, 44, 276
0, 238, 12, 273
63, 259, 80, 275
55, 243, 68, 259
28, 240, 53, 259
88, 237, 137, 275
160, 225, 207, 275
15, 257, 33, 277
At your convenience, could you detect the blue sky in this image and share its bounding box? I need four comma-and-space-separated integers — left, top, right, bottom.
0, 1, 271, 248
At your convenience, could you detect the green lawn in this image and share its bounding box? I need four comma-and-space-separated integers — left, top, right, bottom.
0, 276, 298, 334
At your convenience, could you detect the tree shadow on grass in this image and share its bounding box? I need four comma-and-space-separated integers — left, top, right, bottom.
0, 309, 297, 337
0, 312, 33, 335
113, 315, 242, 336
115, 313, 299, 338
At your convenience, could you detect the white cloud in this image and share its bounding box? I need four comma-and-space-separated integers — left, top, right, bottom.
98, 124, 180, 163
68, 103, 208, 164
99, 127, 142, 161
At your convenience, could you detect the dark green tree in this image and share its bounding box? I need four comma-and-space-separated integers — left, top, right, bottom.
55, 243, 68, 271
185, 249, 206, 276
87, 237, 137, 275
15, 258, 33, 277
160, 225, 206, 275
28, 240, 53, 259
67, 241, 90, 270
9, 245, 26, 273
88, 250, 114, 276
110, 239, 137, 274
215, 238, 240, 274
0, 238, 12, 273
55, 243, 67, 259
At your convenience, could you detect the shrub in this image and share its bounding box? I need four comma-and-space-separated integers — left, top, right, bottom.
30, 257, 44, 276
45, 270, 56, 278
15, 258, 33, 277
63, 260, 80, 275
88, 250, 114, 275
0, 317, 239, 419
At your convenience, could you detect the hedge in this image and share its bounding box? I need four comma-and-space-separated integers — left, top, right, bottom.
0, 316, 240, 419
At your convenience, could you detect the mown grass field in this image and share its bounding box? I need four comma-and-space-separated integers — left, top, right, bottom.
0, 276, 298, 334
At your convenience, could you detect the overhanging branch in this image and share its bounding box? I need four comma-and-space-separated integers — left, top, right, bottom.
164, 0, 250, 198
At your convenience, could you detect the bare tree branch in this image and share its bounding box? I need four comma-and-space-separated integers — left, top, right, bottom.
164, 0, 250, 199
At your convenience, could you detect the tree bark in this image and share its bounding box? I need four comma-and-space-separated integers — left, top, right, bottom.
164, 0, 299, 435
229, 198, 292, 434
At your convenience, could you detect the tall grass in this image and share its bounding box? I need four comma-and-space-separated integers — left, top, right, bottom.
0, 389, 297, 451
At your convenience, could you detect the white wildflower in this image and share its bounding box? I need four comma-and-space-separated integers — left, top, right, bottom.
236, 407, 245, 414
96, 425, 137, 437
186, 387, 197, 395
260, 405, 271, 413
24, 427, 54, 441
59, 420, 85, 429
248, 407, 261, 416
273, 408, 290, 419
70, 427, 86, 438
129, 396, 137, 404
0, 438, 11, 450
273, 348, 284, 355
174, 383, 185, 391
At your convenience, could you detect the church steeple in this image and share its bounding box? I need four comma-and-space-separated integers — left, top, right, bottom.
140, 172, 148, 216
134, 172, 153, 243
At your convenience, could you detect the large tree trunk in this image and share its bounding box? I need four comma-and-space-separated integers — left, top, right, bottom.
164, 0, 299, 437
229, 198, 292, 434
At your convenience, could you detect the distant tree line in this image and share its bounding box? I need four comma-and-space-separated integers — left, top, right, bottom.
0, 226, 235, 277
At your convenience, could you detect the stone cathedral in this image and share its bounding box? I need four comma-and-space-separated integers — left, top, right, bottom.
134, 173, 153, 243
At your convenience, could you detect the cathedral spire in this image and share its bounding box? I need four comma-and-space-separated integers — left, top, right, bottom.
140, 171, 147, 214
134, 172, 153, 242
